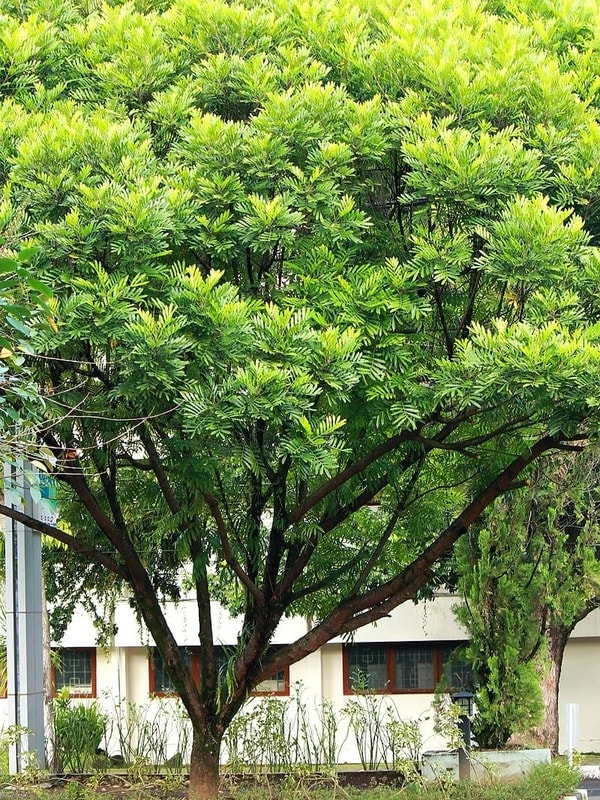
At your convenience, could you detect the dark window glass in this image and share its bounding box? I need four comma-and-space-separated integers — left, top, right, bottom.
55, 649, 94, 696
394, 645, 434, 690
441, 644, 474, 691
151, 648, 192, 694
348, 645, 388, 690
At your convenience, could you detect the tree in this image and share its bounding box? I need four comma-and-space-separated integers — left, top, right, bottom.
456, 451, 600, 751
2, 0, 600, 797
0, 247, 53, 460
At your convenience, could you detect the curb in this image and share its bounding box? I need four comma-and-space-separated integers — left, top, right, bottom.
581, 766, 600, 779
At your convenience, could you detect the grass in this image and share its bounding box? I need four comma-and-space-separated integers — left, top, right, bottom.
0, 761, 580, 800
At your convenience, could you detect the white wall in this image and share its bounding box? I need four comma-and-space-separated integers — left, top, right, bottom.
11, 595, 597, 766
559, 635, 600, 753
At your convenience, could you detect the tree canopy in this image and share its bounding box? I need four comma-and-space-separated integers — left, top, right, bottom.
3, 0, 600, 796
0, 247, 52, 460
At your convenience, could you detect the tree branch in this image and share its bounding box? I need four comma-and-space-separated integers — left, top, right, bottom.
286, 430, 415, 526
348, 508, 400, 597
0, 503, 127, 579
257, 434, 562, 680
201, 490, 265, 606
139, 425, 181, 515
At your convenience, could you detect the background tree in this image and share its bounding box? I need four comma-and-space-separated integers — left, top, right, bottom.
2, 0, 600, 797
456, 450, 600, 751
0, 247, 52, 460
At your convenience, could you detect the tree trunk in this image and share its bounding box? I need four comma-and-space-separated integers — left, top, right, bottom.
188, 726, 222, 800
533, 622, 569, 753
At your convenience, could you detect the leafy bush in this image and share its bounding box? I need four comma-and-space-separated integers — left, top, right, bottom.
53, 691, 107, 774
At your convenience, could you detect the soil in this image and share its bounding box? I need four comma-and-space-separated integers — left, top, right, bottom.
0, 770, 406, 799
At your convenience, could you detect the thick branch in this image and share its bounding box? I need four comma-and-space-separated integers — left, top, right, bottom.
139, 425, 181, 515
257, 434, 561, 680
286, 431, 415, 526
0, 503, 127, 579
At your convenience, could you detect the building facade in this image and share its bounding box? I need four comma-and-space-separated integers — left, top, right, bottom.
23, 591, 596, 766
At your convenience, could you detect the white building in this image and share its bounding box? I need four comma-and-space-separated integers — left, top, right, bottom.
26, 591, 599, 766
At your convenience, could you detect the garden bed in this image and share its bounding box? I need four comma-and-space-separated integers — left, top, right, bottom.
0, 761, 579, 800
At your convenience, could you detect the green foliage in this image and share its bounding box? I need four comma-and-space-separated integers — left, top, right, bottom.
341, 692, 425, 771
223, 685, 341, 773
0, 246, 52, 459
102, 695, 190, 773
3, 0, 600, 787
457, 516, 545, 747
53, 690, 107, 773
456, 449, 600, 748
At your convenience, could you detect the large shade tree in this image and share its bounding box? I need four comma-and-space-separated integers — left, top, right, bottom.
3, 0, 600, 796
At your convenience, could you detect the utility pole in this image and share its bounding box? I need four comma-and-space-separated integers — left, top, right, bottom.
4, 461, 45, 773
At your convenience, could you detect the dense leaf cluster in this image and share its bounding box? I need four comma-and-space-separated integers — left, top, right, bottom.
3, 0, 600, 782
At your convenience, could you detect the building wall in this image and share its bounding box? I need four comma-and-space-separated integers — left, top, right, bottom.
3, 594, 598, 764
45, 592, 470, 764
558, 634, 600, 753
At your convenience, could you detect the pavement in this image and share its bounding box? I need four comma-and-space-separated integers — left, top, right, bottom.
579, 767, 600, 798
579, 781, 600, 798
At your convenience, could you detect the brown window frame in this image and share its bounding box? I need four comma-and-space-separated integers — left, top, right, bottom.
53, 647, 97, 698
148, 647, 200, 697
343, 642, 471, 695
148, 646, 290, 697
251, 667, 289, 697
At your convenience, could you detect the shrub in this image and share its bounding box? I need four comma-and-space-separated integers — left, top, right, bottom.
53, 690, 107, 774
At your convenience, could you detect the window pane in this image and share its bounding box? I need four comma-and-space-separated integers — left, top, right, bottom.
215, 646, 287, 694
394, 645, 434, 690
55, 650, 93, 696
348, 645, 388, 690
255, 671, 286, 693
152, 648, 191, 694
214, 648, 228, 681
441, 645, 474, 691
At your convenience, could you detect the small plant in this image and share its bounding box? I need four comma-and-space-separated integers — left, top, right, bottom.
53, 690, 107, 774
431, 688, 465, 752
381, 711, 422, 770
102, 693, 191, 773
341, 690, 387, 770
308, 697, 340, 769
222, 685, 341, 773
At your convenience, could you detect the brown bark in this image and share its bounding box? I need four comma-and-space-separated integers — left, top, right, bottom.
532, 621, 569, 753
188, 726, 222, 800
533, 599, 599, 753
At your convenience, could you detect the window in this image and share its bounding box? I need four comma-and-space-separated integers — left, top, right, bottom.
347, 645, 388, 690
215, 646, 288, 695
253, 670, 287, 695
344, 642, 473, 694
149, 648, 195, 696
441, 644, 474, 691
54, 648, 96, 697
149, 647, 289, 697
395, 645, 434, 690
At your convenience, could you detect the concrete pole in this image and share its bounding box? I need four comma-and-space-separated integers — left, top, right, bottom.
4, 461, 46, 773
566, 703, 579, 768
